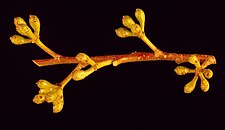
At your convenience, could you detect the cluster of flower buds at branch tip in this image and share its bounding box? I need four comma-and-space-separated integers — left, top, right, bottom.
115, 8, 165, 58
73, 53, 113, 81
33, 80, 64, 113
174, 55, 213, 93
10, 15, 40, 45
115, 8, 145, 38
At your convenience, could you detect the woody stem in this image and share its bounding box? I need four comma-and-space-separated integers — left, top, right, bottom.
33, 51, 216, 67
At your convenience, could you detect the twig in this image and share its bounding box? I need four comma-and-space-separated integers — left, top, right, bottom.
9, 8, 217, 113
32, 51, 216, 67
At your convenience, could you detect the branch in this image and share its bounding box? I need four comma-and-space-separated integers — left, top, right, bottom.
32, 52, 216, 67
9, 8, 217, 113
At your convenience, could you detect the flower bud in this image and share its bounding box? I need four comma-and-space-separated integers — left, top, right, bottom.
199, 73, 209, 92
202, 69, 213, 79
33, 94, 45, 104
39, 87, 56, 94
115, 27, 135, 38
130, 24, 143, 38
16, 24, 35, 38
174, 66, 193, 75
184, 76, 198, 93
135, 8, 145, 31
200, 78, 209, 92
95, 60, 112, 69
36, 79, 57, 89
10, 35, 32, 45
188, 55, 200, 67
53, 90, 64, 113
29, 15, 40, 36
14, 17, 27, 26
73, 68, 94, 81
122, 15, 135, 28
76, 53, 96, 66
45, 91, 58, 103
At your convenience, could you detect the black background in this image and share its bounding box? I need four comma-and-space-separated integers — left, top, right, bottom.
1, 0, 224, 129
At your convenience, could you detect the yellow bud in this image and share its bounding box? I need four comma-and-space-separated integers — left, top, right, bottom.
53, 99, 64, 113
45, 90, 58, 103
202, 69, 213, 79
174, 66, 193, 75
10, 35, 32, 45
45, 89, 58, 103
53, 90, 64, 113
184, 76, 198, 93
115, 27, 135, 38
33, 94, 45, 104
36, 79, 57, 89
73, 68, 95, 81
76, 53, 96, 66
16, 24, 35, 38
201, 78, 209, 92
122, 15, 135, 28
29, 15, 40, 36
188, 55, 200, 67
95, 60, 112, 69
14, 17, 27, 26
130, 24, 143, 38
199, 73, 209, 92
135, 8, 145, 31
39, 88, 55, 94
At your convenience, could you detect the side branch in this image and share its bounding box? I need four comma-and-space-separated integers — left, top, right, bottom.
33, 51, 216, 67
